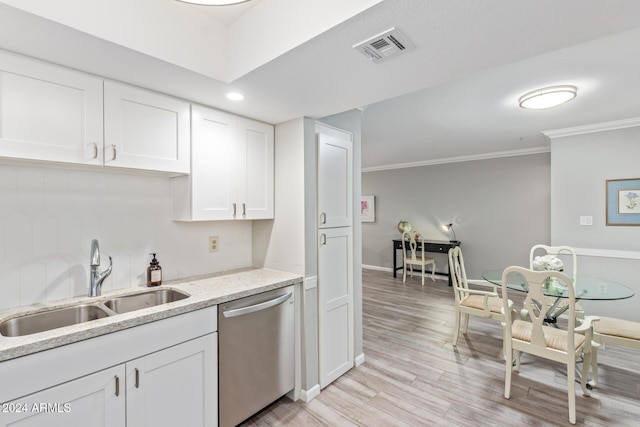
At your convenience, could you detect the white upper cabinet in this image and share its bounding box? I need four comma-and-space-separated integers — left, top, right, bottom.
317, 131, 353, 228
238, 117, 274, 220
104, 81, 190, 174
0, 50, 190, 175
172, 105, 273, 221
0, 50, 103, 165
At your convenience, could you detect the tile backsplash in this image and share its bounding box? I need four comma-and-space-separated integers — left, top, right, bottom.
0, 163, 252, 310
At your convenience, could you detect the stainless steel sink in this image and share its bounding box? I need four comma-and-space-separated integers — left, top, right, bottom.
0, 304, 111, 337
0, 288, 190, 338
103, 288, 189, 314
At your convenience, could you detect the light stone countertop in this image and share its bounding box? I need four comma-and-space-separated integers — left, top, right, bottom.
0, 268, 303, 362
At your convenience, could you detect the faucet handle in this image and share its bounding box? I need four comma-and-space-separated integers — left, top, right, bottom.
90, 239, 100, 266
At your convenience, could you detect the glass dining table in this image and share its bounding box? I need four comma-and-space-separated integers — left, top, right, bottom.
482, 269, 635, 324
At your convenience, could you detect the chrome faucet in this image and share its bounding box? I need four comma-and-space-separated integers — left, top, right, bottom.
89, 239, 112, 297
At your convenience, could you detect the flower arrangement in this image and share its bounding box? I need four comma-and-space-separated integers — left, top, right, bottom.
532, 255, 564, 272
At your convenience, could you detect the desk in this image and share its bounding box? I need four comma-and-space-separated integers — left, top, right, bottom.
482, 269, 635, 323
392, 239, 461, 285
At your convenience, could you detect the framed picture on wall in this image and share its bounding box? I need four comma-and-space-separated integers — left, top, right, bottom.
606, 178, 640, 225
361, 195, 375, 223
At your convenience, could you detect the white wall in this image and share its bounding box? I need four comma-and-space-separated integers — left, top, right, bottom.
0, 163, 252, 310
549, 120, 640, 320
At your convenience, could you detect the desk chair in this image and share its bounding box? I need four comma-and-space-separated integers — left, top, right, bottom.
501, 266, 597, 425
401, 231, 435, 286
589, 316, 640, 388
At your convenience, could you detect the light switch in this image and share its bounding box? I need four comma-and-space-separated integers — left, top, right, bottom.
579, 216, 593, 226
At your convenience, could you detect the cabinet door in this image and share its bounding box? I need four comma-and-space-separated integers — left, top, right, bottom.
126, 333, 217, 427
189, 105, 237, 220
0, 50, 103, 165
104, 81, 190, 174
0, 365, 125, 427
237, 118, 274, 220
317, 132, 353, 228
318, 227, 354, 388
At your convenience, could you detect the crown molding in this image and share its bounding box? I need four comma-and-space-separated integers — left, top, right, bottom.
543, 117, 640, 139
361, 146, 550, 173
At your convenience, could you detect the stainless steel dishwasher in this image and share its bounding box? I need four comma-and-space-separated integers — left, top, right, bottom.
218, 285, 295, 427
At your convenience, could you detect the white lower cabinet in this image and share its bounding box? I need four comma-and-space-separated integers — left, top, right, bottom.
126, 333, 217, 427
0, 364, 126, 427
0, 307, 218, 427
0, 333, 218, 427
0, 333, 216, 427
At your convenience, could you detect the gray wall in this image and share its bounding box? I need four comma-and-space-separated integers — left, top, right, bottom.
551, 124, 640, 320
362, 153, 551, 279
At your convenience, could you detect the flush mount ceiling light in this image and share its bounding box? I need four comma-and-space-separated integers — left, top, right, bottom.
176, 0, 252, 5
518, 85, 578, 110
226, 92, 244, 101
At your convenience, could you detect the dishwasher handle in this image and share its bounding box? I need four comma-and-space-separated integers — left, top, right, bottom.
222, 292, 292, 318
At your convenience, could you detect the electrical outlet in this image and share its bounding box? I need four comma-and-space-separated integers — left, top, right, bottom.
209, 236, 219, 253
579, 216, 593, 226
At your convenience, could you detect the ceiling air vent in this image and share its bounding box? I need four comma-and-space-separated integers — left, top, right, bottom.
353, 27, 415, 63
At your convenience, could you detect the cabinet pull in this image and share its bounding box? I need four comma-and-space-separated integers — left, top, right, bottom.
135, 368, 140, 388
92, 142, 98, 159
320, 213, 326, 224
242, 203, 246, 217
320, 233, 326, 245
112, 144, 117, 161
233, 203, 237, 217
115, 375, 120, 396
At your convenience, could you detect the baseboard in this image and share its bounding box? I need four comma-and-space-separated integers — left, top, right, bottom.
362, 264, 392, 272
355, 352, 365, 366
300, 384, 321, 402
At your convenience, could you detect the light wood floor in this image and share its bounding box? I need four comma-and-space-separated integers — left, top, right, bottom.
244, 269, 640, 426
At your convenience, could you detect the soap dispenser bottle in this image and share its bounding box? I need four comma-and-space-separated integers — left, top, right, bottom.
147, 253, 162, 287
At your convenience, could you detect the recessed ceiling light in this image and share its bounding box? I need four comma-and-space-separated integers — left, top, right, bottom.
176, 0, 251, 5
519, 85, 578, 109
226, 92, 244, 101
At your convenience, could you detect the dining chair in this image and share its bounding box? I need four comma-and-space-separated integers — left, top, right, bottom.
589, 316, 640, 388
529, 244, 584, 321
501, 266, 597, 425
401, 231, 435, 286
448, 246, 513, 347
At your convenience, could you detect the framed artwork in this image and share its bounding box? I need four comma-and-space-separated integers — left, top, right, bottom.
361, 195, 375, 223
606, 178, 640, 225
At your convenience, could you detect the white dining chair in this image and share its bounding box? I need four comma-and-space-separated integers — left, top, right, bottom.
529, 244, 584, 321
401, 231, 435, 286
589, 316, 640, 388
501, 266, 597, 424
449, 246, 513, 347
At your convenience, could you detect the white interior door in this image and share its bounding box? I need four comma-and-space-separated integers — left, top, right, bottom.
318, 227, 354, 388
317, 132, 352, 228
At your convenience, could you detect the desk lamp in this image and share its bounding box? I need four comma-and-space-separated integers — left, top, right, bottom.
443, 223, 458, 243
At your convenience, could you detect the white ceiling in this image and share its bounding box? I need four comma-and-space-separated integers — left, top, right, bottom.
1, 0, 640, 171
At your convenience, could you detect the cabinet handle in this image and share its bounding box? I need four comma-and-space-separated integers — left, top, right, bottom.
233, 203, 237, 217
135, 368, 140, 388
242, 203, 246, 217
320, 233, 326, 245
112, 144, 117, 161
92, 142, 98, 159
320, 213, 326, 224
115, 375, 120, 396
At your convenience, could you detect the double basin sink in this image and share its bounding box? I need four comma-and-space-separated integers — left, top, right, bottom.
0, 288, 189, 338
